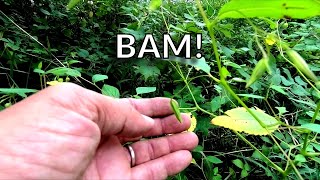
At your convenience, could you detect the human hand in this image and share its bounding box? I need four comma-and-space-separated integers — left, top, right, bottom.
0, 83, 198, 179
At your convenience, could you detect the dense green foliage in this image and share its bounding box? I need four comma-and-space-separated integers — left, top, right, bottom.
1, 0, 320, 179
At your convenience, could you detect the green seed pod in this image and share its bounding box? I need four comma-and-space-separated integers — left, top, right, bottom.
286, 49, 318, 82
316, 81, 320, 89
246, 57, 268, 88
4, 102, 12, 108
170, 99, 183, 123
280, 22, 289, 29
65, 77, 70, 82
58, 78, 64, 82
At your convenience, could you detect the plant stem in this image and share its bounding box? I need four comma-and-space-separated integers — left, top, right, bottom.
301, 103, 320, 154
234, 131, 285, 174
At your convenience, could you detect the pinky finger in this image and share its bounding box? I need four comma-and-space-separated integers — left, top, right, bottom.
130, 150, 192, 180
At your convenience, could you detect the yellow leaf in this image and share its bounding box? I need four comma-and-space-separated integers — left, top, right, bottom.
265, 33, 276, 46
211, 107, 279, 135
187, 113, 197, 132
47, 81, 62, 86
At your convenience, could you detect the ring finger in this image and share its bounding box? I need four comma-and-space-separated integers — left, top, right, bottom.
126, 132, 198, 166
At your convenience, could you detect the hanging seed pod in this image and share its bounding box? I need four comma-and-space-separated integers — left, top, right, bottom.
286, 49, 318, 82
246, 57, 268, 88
316, 81, 320, 89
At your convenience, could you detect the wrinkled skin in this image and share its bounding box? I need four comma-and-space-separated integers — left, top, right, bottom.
0, 83, 198, 179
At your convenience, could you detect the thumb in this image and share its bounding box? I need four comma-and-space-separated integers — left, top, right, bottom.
56, 83, 155, 137
14, 83, 155, 138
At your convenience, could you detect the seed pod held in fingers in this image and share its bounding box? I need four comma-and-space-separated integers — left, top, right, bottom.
170, 99, 183, 123
286, 49, 318, 82
246, 57, 268, 88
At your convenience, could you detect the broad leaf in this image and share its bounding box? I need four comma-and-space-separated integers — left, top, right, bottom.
78, 49, 89, 58
165, 56, 211, 74
211, 107, 280, 135
120, 28, 145, 41
207, 156, 223, 164
92, 74, 108, 83
218, 0, 320, 19
232, 159, 244, 169
101, 84, 120, 98
135, 64, 160, 80
0, 88, 37, 98
271, 85, 288, 95
149, 0, 162, 11
46, 67, 81, 77
67, 0, 81, 10
301, 123, 320, 134
136, 87, 156, 95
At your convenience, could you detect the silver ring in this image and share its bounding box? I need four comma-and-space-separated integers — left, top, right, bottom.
126, 145, 136, 167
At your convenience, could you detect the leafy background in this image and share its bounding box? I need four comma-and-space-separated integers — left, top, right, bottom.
1, 0, 320, 179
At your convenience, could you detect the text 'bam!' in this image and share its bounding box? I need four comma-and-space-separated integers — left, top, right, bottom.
117, 34, 203, 59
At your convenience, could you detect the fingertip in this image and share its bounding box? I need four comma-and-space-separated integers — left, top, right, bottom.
175, 150, 193, 169
181, 113, 191, 127
189, 132, 199, 148
142, 115, 155, 127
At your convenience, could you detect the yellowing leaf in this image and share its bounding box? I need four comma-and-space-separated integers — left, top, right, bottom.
218, 0, 320, 19
265, 33, 276, 46
47, 81, 62, 86
149, 0, 162, 11
211, 107, 280, 135
187, 113, 197, 132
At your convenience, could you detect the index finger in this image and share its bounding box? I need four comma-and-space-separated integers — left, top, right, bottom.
120, 98, 174, 117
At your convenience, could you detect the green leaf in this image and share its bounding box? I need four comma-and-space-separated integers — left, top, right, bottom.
120, 28, 145, 41
33, 69, 45, 74
67, 0, 81, 10
211, 96, 227, 112
241, 169, 249, 178
135, 64, 160, 80
165, 56, 211, 74
270, 85, 288, 95
149, 0, 162, 11
78, 49, 89, 58
221, 67, 231, 78
92, 74, 108, 83
207, 156, 223, 164
0, 88, 38, 98
237, 94, 265, 99
232, 159, 244, 169
252, 150, 266, 161
294, 154, 307, 163
193, 145, 204, 153
38, 62, 43, 69
211, 107, 280, 135
40, 9, 51, 15
301, 123, 320, 133
218, 0, 320, 20
275, 107, 288, 115
307, 111, 320, 121
46, 67, 81, 77
101, 84, 120, 98
136, 87, 156, 95
170, 99, 183, 123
